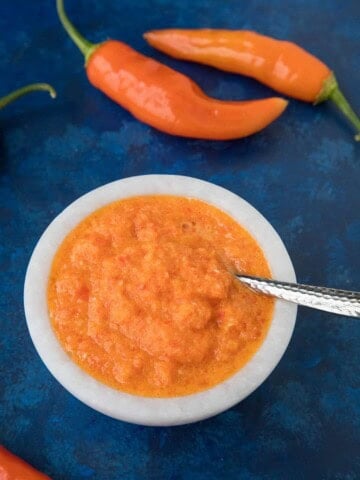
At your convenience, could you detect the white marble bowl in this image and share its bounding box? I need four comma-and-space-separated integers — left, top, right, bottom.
24, 175, 297, 426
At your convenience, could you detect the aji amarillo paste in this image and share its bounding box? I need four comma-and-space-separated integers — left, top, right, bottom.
48, 196, 274, 397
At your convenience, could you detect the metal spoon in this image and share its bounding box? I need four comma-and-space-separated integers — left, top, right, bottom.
236, 275, 360, 318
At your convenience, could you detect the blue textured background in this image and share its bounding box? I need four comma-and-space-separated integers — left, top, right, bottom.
1, 0, 359, 478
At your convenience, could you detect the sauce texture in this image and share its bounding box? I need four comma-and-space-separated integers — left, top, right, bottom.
48, 196, 274, 397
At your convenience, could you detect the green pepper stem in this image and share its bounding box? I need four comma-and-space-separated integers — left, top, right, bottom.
329, 86, 360, 141
0, 83, 56, 110
316, 73, 360, 141
56, 0, 98, 63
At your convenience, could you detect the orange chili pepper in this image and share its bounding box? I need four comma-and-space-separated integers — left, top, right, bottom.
0, 445, 51, 479
0, 84, 56, 109
56, 1, 287, 140
144, 29, 360, 140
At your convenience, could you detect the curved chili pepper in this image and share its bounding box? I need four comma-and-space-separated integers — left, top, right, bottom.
144, 29, 360, 140
0, 83, 56, 109
0, 445, 51, 479
56, 1, 287, 140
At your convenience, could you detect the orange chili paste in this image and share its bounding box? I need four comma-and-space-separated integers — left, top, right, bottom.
48, 195, 274, 397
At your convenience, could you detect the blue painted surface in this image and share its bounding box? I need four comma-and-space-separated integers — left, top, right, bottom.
0, 0, 359, 478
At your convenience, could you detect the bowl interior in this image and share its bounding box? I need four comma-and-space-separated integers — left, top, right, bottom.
24, 175, 297, 426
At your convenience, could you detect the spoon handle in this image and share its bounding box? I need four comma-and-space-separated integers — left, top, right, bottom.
236, 275, 360, 318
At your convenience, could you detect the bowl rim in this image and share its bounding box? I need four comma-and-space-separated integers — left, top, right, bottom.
24, 174, 297, 426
